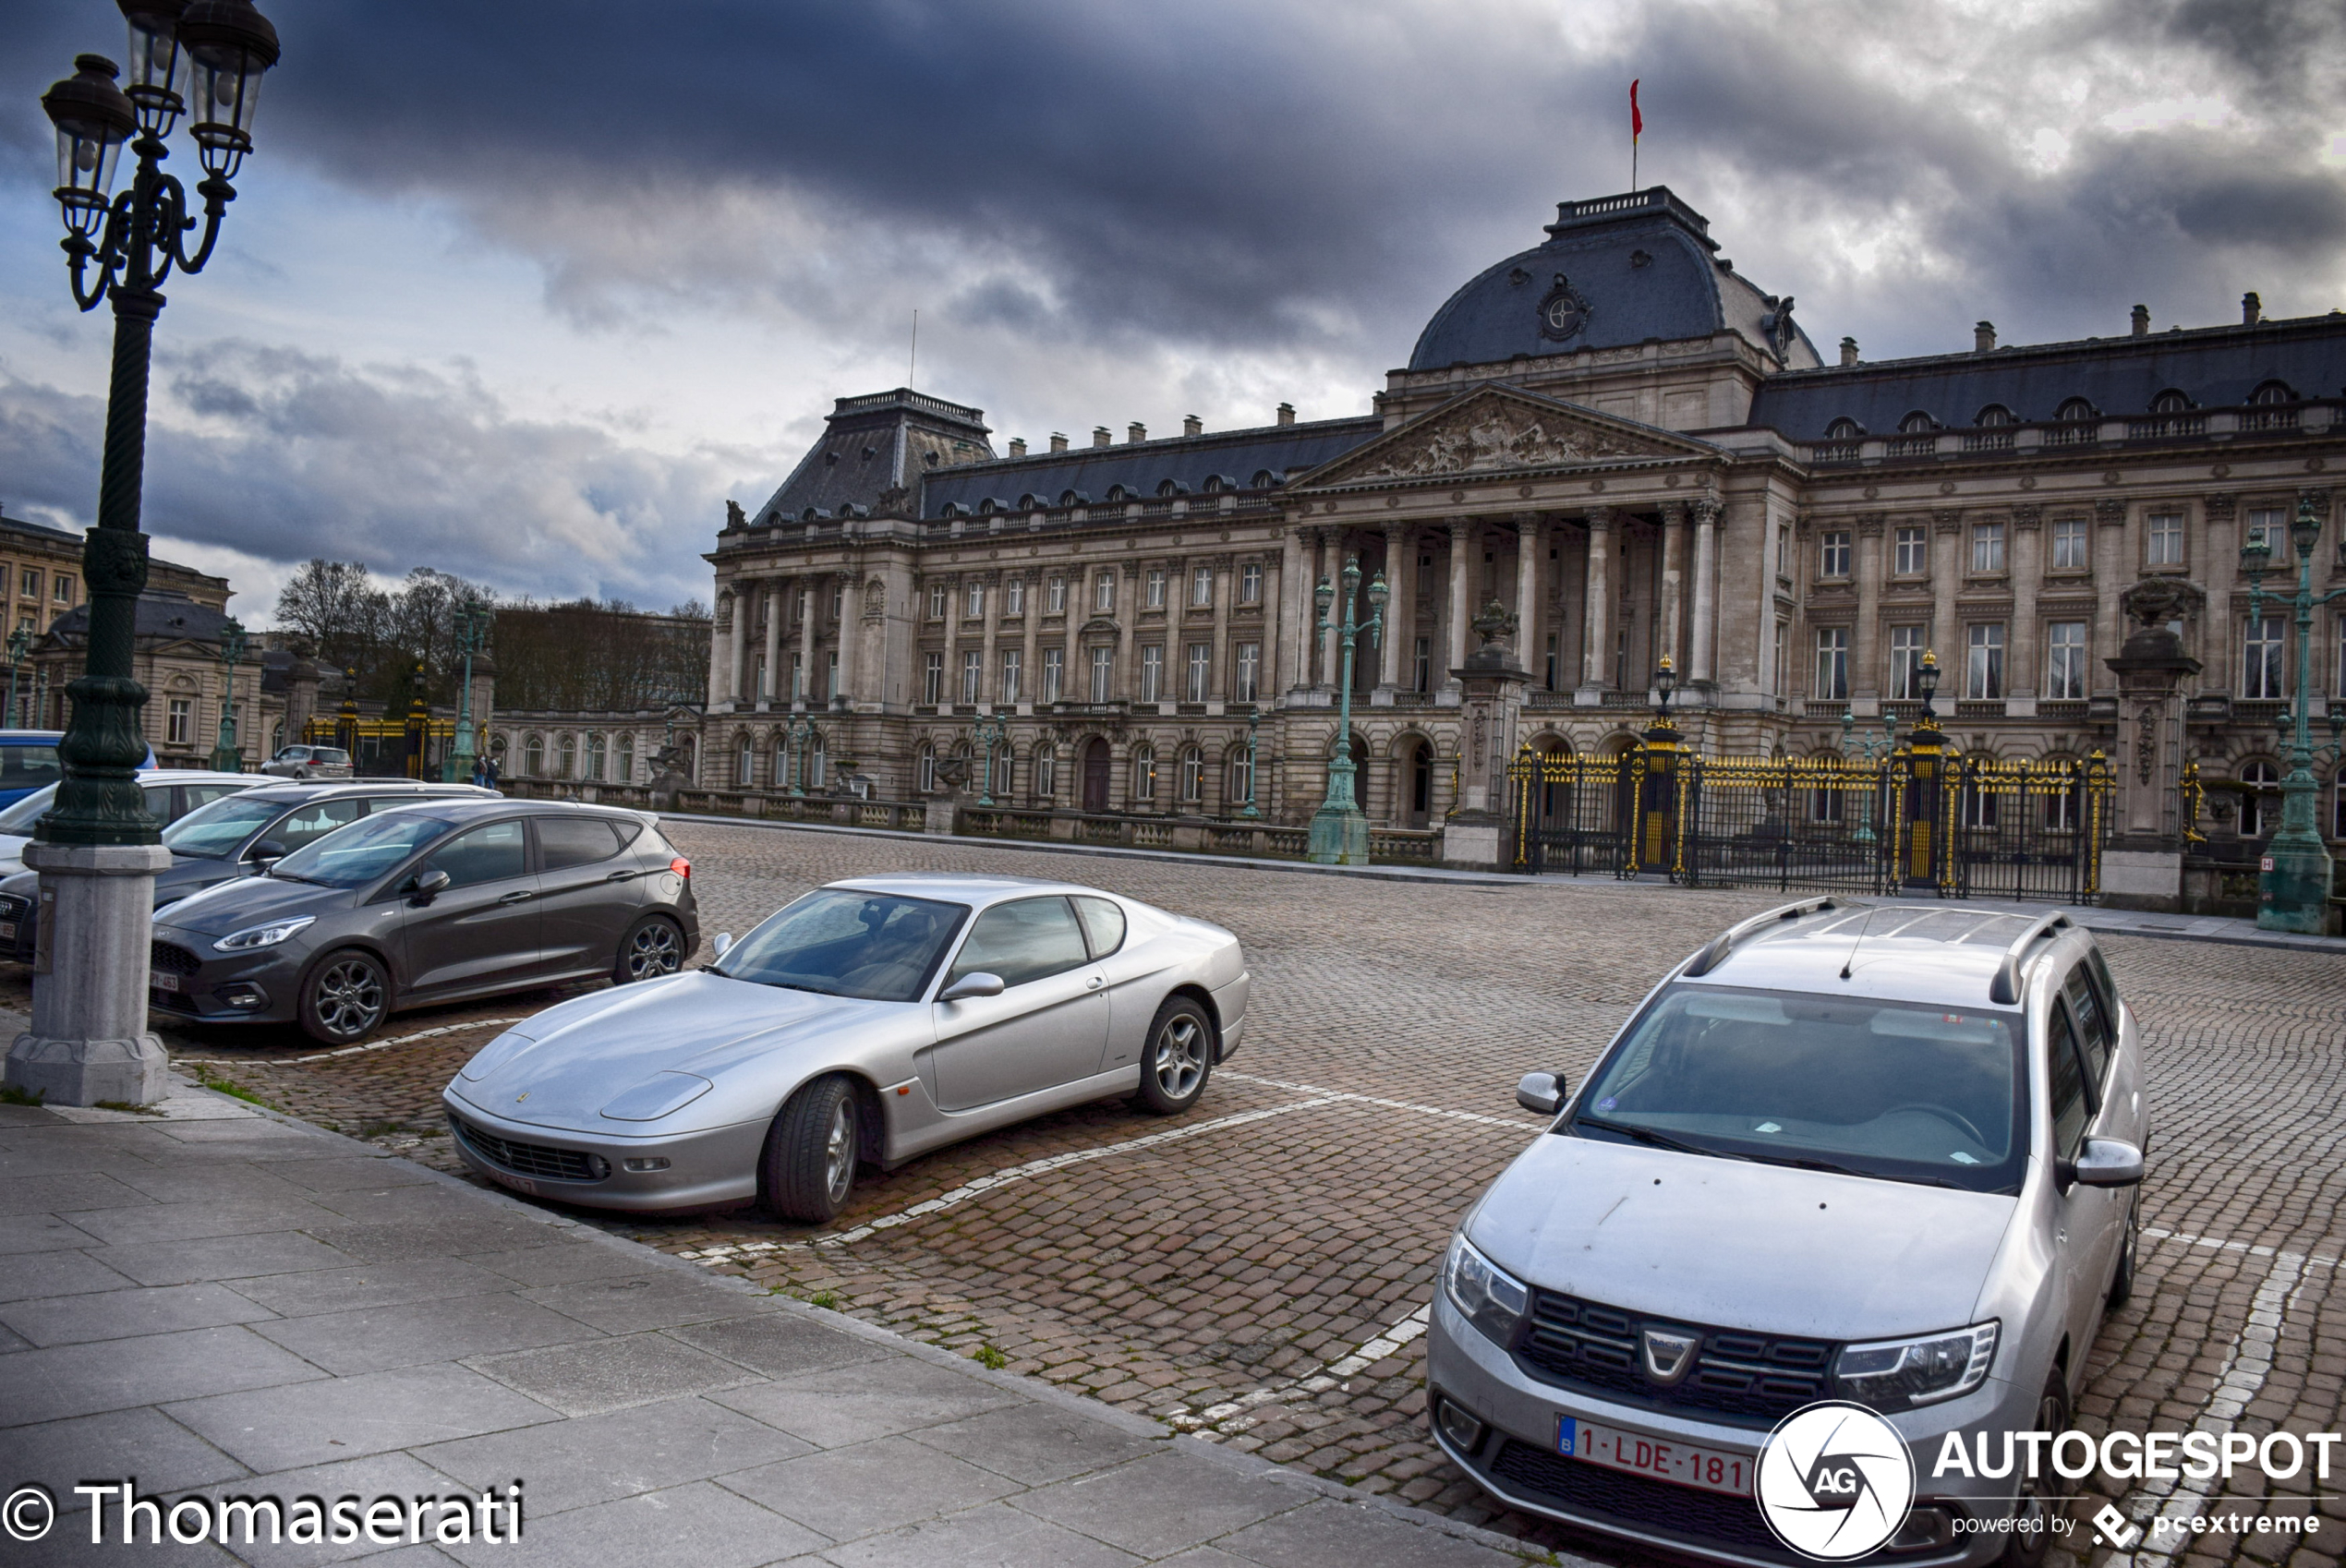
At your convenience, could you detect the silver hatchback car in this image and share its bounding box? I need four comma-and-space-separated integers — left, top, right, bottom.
1429, 899, 2147, 1568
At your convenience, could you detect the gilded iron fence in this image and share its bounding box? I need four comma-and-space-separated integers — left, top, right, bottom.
303, 716, 457, 779
1508, 744, 2112, 903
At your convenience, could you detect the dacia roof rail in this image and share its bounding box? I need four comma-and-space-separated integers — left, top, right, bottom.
1682, 895, 1853, 978
1988, 911, 2072, 1005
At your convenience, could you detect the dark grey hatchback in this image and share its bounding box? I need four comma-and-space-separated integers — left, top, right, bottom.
148, 800, 698, 1043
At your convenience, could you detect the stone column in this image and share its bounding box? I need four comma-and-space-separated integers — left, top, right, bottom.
727, 587, 749, 709
759, 576, 784, 710
1578, 508, 1615, 701
1444, 521, 1473, 699
1018, 572, 1040, 710
978, 571, 1001, 706
1852, 514, 1884, 706
1659, 501, 1687, 675
1929, 510, 1964, 680
2008, 508, 2041, 712
798, 574, 821, 706
7, 843, 175, 1104
2092, 499, 2128, 694
1376, 528, 1404, 694
1279, 525, 1309, 694
1318, 532, 1341, 689
1209, 555, 1232, 701
1690, 498, 1720, 684
2199, 493, 2235, 697
836, 573, 862, 709
1515, 516, 1545, 693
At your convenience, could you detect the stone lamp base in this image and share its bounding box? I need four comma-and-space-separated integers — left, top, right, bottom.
4, 841, 172, 1106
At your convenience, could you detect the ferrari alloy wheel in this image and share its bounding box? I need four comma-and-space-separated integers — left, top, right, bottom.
763, 1075, 860, 1224
1132, 995, 1213, 1116
301, 949, 389, 1044
615, 916, 683, 983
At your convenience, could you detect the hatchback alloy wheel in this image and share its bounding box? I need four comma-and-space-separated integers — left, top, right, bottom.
309, 954, 385, 1040
620, 918, 683, 983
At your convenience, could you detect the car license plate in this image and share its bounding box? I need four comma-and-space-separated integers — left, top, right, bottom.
486, 1168, 538, 1197
150, 971, 180, 993
1559, 1417, 1752, 1497
0, 921, 13, 940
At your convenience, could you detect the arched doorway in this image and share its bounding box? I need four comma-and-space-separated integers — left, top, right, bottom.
1082, 738, 1111, 813
1406, 740, 1434, 828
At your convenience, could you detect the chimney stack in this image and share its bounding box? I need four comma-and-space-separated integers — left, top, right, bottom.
1007, 438, 1026, 458
1049, 432, 1069, 452
1276, 402, 1296, 427
1126, 422, 1146, 444
2243, 291, 2262, 326
1974, 321, 1996, 354
1839, 336, 1859, 367
1093, 426, 1111, 448
1183, 414, 1203, 437
2131, 304, 2150, 337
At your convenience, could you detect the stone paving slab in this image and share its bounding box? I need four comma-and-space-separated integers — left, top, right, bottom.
0, 1080, 1548, 1568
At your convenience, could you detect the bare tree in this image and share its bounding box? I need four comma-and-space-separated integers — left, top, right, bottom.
274, 560, 388, 676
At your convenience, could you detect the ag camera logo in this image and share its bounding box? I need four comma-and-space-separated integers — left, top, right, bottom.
1757, 1402, 1915, 1561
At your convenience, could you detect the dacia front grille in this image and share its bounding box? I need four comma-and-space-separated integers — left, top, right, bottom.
1486, 1439, 1795, 1562
1514, 1290, 1835, 1424
150, 941, 203, 976
450, 1116, 602, 1182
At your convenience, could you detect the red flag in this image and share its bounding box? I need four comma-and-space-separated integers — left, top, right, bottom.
1630, 78, 1643, 141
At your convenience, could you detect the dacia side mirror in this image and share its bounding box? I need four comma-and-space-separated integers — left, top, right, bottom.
2067, 1137, 2145, 1188
938, 971, 1006, 1002
1516, 1071, 1565, 1116
405, 867, 452, 904
248, 838, 287, 867
711, 933, 733, 959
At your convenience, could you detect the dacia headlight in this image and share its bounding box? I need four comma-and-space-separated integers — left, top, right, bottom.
1834, 1321, 1998, 1409
212, 915, 316, 952
1442, 1233, 1530, 1349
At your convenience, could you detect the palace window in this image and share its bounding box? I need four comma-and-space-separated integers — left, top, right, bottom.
2051, 515, 2088, 570
1415, 637, 1432, 694
615, 733, 634, 782
2146, 510, 2184, 566
1186, 643, 1212, 702
827, 649, 839, 701
1240, 562, 1263, 603
1227, 743, 1254, 808
2246, 507, 2286, 551
1813, 627, 1849, 700
1139, 645, 1164, 703
830, 580, 844, 620
2243, 617, 2285, 700
1145, 568, 1167, 609
525, 735, 545, 775
1088, 645, 1113, 703
2046, 622, 2087, 700
1094, 572, 1115, 612
1005, 576, 1025, 615
999, 649, 1022, 705
18, 570, 37, 597
790, 650, 804, 701
1772, 621, 1788, 697
1894, 525, 1928, 575
1179, 747, 1204, 803
961, 649, 982, 705
1034, 744, 1057, 801
167, 698, 191, 746
1965, 623, 2004, 700
1046, 575, 1067, 614
732, 733, 748, 786
1820, 531, 1850, 579
916, 744, 937, 793
1042, 647, 1064, 703
1235, 642, 1261, 703
2239, 761, 2280, 838
1970, 521, 2006, 574
585, 732, 606, 781
923, 652, 943, 706
965, 580, 986, 620
927, 582, 947, 620
1131, 744, 1157, 802
1191, 564, 1214, 607
1889, 626, 1927, 699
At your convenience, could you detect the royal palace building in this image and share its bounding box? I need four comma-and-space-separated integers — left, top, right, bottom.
685, 187, 2346, 859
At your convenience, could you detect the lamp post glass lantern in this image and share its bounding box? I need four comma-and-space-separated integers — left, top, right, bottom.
1307, 554, 1385, 865
8, 0, 279, 1108
2240, 491, 2346, 934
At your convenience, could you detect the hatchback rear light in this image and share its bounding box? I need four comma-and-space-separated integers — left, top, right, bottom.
670, 857, 691, 879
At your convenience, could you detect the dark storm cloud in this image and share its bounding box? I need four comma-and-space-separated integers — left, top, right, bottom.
0, 347, 740, 609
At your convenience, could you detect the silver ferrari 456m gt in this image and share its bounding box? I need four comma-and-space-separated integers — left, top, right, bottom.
442, 872, 1251, 1222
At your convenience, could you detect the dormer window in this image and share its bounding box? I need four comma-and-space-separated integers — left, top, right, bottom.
2250, 380, 2295, 404
1898, 412, 1937, 434
1975, 404, 2016, 427
1251, 470, 1278, 488
1824, 418, 1864, 440
2055, 398, 2098, 422
1106, 485, 1130, 503
1157, 479, 1182, 498
2149, 389, 2194, 415
977, 499, 998, 515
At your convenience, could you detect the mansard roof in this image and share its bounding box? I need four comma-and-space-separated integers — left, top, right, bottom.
1746, 313, 2346, 440
916, 416, 1382, 517
747, 389, 994, 525
1409, 187, 1822, 374
45, 588, 229, 647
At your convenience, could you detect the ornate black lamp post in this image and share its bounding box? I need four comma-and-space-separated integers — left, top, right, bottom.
4, 627, 33, 729
971, 707, 1007, 807
8, 1, 278, 1107
2240, 492, 2346, 933
1306, 555, 1386, 865
207, 615, 245, 771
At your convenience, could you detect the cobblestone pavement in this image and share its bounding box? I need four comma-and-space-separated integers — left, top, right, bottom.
103, 822, 2346, 1568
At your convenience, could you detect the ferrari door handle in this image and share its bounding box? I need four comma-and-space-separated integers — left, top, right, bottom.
497, 890, 535, 905
1086, 975, 1104, 990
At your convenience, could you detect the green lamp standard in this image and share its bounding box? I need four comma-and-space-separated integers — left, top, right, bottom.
4, 626, 33, 729
1839, 708, 1899, 846
782, 709, 814, 797
11, 0, 279, 1108
443, 597, 490, 782
207, 615, 245, 771
1306, 554, 1386, 865
1238, 704, 1262, 820
2240, 492, 2346, 934
972, 706, 1007, 807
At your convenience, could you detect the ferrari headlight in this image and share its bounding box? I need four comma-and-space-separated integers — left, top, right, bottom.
1442, 1233, 1530, 1349
599, 1072, 713, 1122
212, 915, 315, 952
1834, 1321, 1998, 1409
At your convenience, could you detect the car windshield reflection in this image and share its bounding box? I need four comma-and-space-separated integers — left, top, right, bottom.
162, 795, 286, 858
1568, 984, 2026, 1194
270, 812, 453, 889
715, 888, 967, 1003
0, 783, 59, 834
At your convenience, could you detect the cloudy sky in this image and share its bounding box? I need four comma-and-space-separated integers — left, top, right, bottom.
3, 0, 2342, 623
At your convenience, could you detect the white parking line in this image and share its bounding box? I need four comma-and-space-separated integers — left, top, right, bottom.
1219, 1071, 1540, 1132
680, 1095, 1342, 1264
2143, 1226, 2340, 1270
176, 1017, 531, 1068
1167, 1300, 1434, 1434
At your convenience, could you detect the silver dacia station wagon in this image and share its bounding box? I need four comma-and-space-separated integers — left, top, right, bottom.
1428, 900, 2147, 1568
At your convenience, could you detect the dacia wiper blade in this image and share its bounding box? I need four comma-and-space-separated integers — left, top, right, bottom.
1574, 1115, 1746, 1160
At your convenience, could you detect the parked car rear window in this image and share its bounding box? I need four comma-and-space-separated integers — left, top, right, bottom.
1569, 984, 2027, 1194
1073, 896, 1126, 959
312, 748, 350, 764
0, 744, 61, 787
536, 816, 623, 870
163, 794, 292, 858
717, 889, 966, 1003
272, 812, 451, 888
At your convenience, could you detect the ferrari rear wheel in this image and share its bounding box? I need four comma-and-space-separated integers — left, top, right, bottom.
1131, 995, 1214, 1116
762, 1075, 859, 1224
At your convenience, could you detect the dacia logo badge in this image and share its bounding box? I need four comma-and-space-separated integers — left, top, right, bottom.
1639, 1326, 1699, 1385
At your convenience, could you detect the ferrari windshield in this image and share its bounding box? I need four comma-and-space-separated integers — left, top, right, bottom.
717, 888, 967, 1002
1568, 984, 2027, 1194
